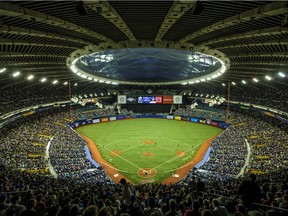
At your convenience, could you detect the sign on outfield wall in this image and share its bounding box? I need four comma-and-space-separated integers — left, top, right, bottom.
166, 115, 174, 120
109, 117, 117, 121
175, 116, 181, 120
92, 119, 100, 124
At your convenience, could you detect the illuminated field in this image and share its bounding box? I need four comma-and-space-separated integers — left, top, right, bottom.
76, 118, 223, 184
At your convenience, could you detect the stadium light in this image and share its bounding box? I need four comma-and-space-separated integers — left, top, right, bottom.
74, 83, 78, 86
0, 68, 6, 73
27, 75, 34, 80
64, 81, 68, 85
278, 72, 286, 78
40, 77, 47, 82
232, 82, 236, 85
253, 78, 259, 82
222, 83, 226, 86
87, 77, 92, 80
265, 75, 272, 81
12, 71, 21, 77
241, 80, 247, 84
52, 80, 58, 84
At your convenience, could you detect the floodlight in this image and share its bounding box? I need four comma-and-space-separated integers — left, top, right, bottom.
278, 72, 286, 78
27, 75, 34, 80
265, 75, 272, 80
40, 78, 47, 82
0, 68, 6, 73
12, 71, 21, 77
253, 78, 259, 82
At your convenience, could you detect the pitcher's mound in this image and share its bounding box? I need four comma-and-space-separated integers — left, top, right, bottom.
137, 168, 157, 178
144, 152, 154, 157
176, 150, 186, 157
110, 150, 121, 157
144, 139, 155, 144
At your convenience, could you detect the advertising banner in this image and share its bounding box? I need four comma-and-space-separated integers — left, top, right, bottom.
109, 117, 117, 121
199, 119, 206, 124
92, 119, 100, 124
163, 95, 173, 104
117, 116, 125, 120
175, 116, 181, 120
101, 118, 109, 122
211, 121, 218, 126
190, 117, 199, 123
126, 96, 137, 104
167, 115, 174, 120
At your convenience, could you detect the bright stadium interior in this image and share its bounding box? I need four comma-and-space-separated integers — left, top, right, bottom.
0, 1, 288, 216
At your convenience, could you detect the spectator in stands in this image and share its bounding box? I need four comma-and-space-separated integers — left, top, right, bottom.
164, 199, 179, 216
237, 174, 262, 210
119, 178, 135, 207
6, 195, 26, 216
212, 198, 228, 216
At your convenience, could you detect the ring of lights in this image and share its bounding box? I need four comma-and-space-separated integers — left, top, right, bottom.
66, 40, 230, 86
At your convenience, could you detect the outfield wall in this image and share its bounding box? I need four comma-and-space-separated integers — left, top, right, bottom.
70, 114, 230, 129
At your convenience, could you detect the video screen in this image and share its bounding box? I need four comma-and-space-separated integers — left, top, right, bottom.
138, 96, 162, 104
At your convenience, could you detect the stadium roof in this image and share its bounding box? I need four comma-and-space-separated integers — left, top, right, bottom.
0, 1, 287, 89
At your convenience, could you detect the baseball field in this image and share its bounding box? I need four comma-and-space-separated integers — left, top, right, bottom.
76, 118, 223, 184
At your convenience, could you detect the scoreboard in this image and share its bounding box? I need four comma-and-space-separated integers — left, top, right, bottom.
117, 95, 182, 104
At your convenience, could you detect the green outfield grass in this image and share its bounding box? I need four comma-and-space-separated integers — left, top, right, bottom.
76, 118, 223, 184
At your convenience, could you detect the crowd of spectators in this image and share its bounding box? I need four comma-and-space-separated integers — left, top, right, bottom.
199, 126, 248, 179
191, 83, 288, 114
174, 107, 225, 121
1, 104, 288, 215
228, 111, 288, 173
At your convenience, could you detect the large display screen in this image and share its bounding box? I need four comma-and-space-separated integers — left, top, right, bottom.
138, 96, 162, 104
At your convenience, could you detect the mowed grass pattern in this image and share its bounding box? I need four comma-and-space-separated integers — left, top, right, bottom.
76, 118, 223, 184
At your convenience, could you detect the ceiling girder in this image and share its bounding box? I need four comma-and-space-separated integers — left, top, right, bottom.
0, 39, 79, 49
155, 0, 197, 41
0, 2, 113, 42
84, 0, 136, 41
0, 25, 92, 45
201, 27, 288, 46
179, 1, 288, 43
217, 39, 288, 50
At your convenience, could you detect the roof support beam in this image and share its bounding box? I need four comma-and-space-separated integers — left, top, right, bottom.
84, 0, 136, 41
217, 39, 288, 50
232, 61, 288, 66
0, 39, 79, 49
155, 0, 197, 41
0, 25, 92, 45
179, 1, 288, 43
0, 52, 67, 57
0, 2, 113, 42
201, 27, 288, 46
228, 52, 288, 58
